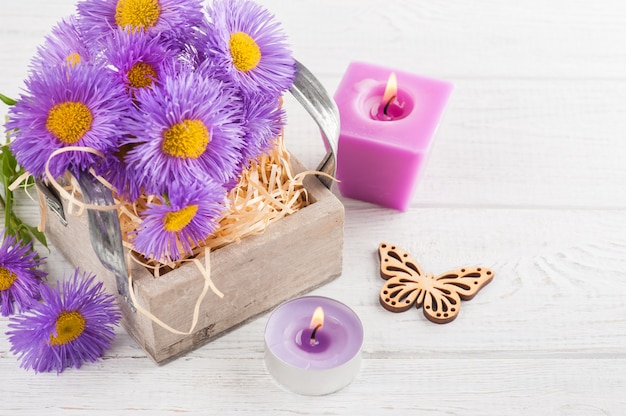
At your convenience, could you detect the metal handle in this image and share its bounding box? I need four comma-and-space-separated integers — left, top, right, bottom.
289, 60, 340, 189
72, 170, 134, 310
35, 173, 132, 309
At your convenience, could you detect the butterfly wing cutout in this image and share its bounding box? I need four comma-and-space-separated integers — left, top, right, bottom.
421, 267, 494, 324
378, 243, 427, 313
378, 242, 495, 324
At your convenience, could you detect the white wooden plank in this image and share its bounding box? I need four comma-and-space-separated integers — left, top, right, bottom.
0, 346, 624, 415
263, 0, 626, 79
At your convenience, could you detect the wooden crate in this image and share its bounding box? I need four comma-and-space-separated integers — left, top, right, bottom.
43, 157, 344, 364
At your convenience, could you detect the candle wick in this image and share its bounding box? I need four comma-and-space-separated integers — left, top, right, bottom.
309, 323, 322, 346
383, 95, 397, 116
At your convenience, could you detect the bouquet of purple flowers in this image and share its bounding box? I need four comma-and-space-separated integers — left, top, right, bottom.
5, 0, 297, 264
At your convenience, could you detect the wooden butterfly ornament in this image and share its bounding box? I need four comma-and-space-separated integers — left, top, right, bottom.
378, 242, 494, 324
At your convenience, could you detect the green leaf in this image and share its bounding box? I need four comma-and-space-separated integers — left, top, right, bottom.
0, 141, 48, 252
1, 146, 16, 178
4, 211, 48, 251
0, 93, 17, 106
23, 222, 47, 248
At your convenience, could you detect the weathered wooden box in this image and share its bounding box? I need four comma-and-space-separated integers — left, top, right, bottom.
43, 157, 344, 364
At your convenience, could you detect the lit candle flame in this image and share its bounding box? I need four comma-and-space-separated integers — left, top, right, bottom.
309, 306, 324, 329
309, 306, 324, 346
382, 73, 398, 115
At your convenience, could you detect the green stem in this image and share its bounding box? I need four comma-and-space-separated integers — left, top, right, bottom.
4, 180, 13, 232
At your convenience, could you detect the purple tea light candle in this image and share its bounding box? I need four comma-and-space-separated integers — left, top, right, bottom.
264, 296, 364, 395
335, 61, 453, 211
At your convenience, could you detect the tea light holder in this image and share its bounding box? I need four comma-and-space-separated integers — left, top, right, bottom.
264, 296, 364, 395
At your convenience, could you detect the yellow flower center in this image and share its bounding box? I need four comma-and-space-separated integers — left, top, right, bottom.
161, 119, 210, 159
66, 53, 81, 68
46, 101, 93, 144
127, 61, 157, 89
0, 267, 17, 291
49, 311, 86, 346
163, 205, 199, 232
115, 0, 161, 32
229, 32, 261, 72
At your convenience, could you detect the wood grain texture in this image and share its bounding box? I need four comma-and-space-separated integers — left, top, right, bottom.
2, 0, 626, 414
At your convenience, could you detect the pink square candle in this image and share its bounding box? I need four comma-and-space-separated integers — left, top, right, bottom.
335, 62, 453, 210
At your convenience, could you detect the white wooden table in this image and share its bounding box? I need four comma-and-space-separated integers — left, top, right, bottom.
2, 1, 626, 414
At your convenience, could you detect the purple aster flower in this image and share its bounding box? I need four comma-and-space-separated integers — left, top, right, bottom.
123, 66, 245, 192
103, 28, 176, 95
30, 15, 95, 71
0, 232, 46, 316
97, 143, 145, 202
6, 64, 132, 180
239, 92, 284, 165
202, 0, 295, 94
132, 180, 226, 262
7, 269, 121, 373
77, 0, 204, 48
